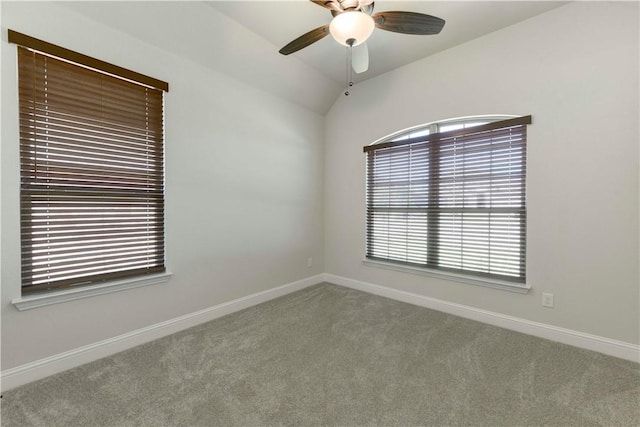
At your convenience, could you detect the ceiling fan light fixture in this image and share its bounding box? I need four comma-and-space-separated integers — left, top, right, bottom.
329, 11, 374, 47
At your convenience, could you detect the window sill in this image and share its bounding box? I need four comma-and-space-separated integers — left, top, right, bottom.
11, 272, 173, 311
362, 259, 530, 294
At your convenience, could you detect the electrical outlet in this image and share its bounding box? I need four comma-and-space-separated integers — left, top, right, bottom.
307, 257, 313, 268
542, 292, 554, 308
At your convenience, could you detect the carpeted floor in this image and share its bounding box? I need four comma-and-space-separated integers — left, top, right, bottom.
1, 282, 639, 426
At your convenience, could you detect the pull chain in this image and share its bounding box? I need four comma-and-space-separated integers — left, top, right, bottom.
345, 38, 355, 96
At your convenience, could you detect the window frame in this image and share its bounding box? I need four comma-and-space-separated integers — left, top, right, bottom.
363, 115, 531, 292
9, 30, 170, 299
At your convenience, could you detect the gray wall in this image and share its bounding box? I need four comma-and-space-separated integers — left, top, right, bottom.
324, 1, 639, 344
1, 1, 325, 369
1, 0, 638, 375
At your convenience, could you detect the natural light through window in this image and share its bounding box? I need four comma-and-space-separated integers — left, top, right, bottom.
13, 30, 168, 295
364, 115, 531, 286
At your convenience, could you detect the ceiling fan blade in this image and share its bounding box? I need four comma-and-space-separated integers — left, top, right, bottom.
352, 42, 369, 74
279, 25, 330, 55
372, 11, 445, 35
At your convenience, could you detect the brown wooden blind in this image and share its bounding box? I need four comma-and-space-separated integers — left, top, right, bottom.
16, 43, 166, 294
364, 116, 531, 283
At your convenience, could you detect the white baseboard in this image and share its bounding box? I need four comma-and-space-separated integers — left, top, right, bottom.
3, 272, 637, 392
324, 273, 640, 363
1, 274, 325, 392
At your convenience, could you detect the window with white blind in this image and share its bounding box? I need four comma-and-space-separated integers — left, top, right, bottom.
10, 30, 169, 295
364, 115, 531, 286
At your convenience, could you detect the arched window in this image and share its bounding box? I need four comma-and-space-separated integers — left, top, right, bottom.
363, 115, 531, 289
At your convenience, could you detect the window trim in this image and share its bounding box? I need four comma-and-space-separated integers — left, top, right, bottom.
11, 271, 173, 311
362, 259, 530, 294
364, 115, 531, 153
363, 115, 531, 289
374, 114, 518, 145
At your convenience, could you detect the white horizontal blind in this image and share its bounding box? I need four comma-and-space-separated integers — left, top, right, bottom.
365, 116, 530, 283
17, 45, 166, 294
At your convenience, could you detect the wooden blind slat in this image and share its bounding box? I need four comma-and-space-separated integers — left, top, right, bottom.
22, 266, 167, 294
17, 43, 166, 294
365, 118, 529, 283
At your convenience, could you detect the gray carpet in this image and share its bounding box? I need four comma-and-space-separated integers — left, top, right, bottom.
1, 283, 639, 426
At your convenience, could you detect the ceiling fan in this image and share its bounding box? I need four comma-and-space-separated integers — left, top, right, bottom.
279, 0, 445, 78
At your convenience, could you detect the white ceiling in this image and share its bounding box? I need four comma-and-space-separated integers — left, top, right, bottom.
209, 1, 568, 85
59, 1, 567, 115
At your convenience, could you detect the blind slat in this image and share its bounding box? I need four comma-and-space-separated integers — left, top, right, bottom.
365, 117, 529, 283
17, 45, 166, 294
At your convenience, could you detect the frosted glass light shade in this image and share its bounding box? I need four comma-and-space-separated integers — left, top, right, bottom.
329, 12, 375, 46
